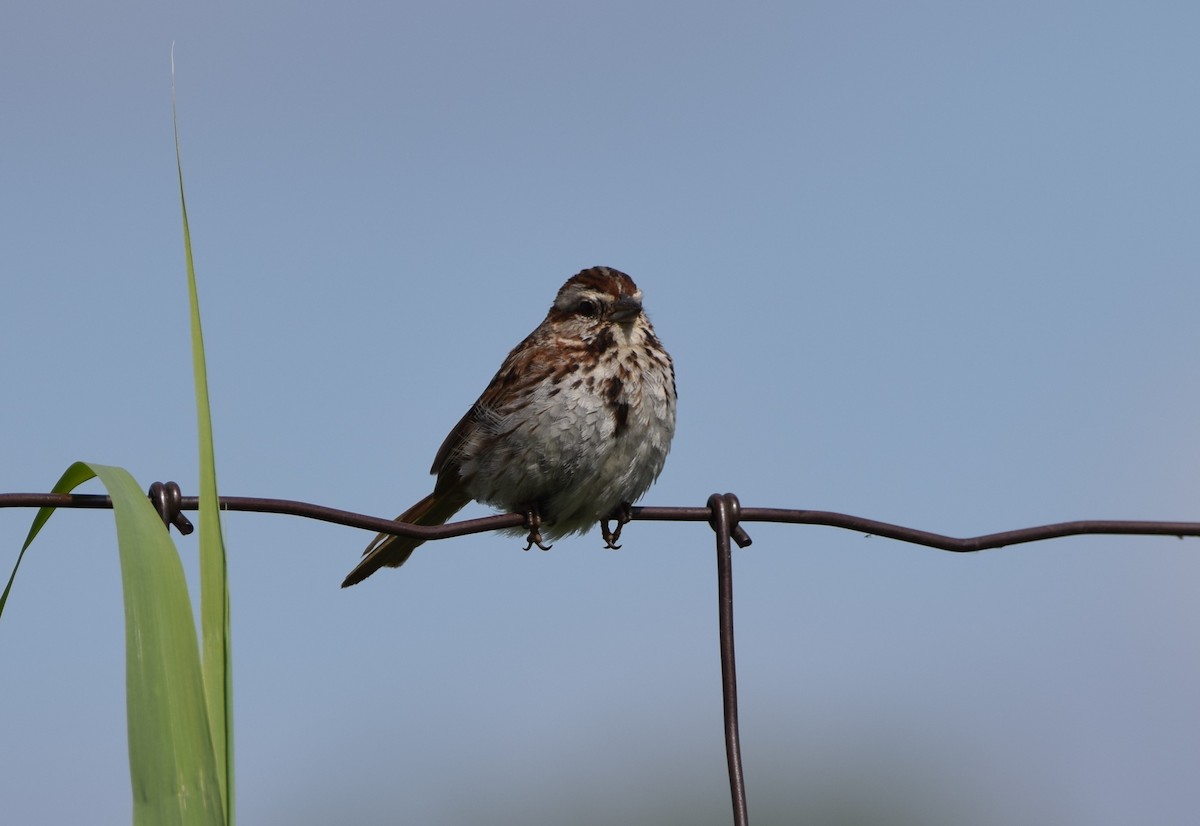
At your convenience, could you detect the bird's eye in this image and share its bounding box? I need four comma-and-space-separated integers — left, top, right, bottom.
576, 299, 599, 318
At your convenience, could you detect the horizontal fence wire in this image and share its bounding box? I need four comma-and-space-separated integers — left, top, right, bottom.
4, 489, 1200, 550
4, 485, 1199, 826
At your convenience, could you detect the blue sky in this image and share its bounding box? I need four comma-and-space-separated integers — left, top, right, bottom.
3, 2, 1199, 823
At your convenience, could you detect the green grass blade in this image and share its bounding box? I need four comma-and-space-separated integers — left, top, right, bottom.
1, 462, 98, 619
173, 52, 234, 824
94, 463, 226, 826
7, 462, 225, 825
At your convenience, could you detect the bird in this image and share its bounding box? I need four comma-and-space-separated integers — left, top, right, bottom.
342, 265, 676, 587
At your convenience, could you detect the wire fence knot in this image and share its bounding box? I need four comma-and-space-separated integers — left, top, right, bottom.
708, 492, 753, 548
148, 481, 193, 535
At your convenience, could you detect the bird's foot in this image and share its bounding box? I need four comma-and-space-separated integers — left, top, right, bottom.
601, 502, 633, 550
522, 507, 553, 551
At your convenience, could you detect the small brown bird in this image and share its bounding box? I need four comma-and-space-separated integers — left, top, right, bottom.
342, 266, 676, 587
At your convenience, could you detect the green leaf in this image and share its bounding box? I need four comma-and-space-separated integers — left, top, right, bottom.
174, 52, 235, 824
11, 462, 226, 826
0, 53, 235, 826
1, 462, 97, 618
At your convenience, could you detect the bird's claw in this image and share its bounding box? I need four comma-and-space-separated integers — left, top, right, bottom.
522, 507, 552, 551
523, 534, 553, 552
600, 524, 622, 550
601, 502, 633, 549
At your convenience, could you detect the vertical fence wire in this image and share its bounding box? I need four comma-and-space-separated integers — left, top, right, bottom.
709, 493, 750, 826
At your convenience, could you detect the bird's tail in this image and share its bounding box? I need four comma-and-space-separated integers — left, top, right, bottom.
341, 490, 469, 587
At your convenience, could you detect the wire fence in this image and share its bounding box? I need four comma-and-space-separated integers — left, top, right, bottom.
5, 484, 1200, 826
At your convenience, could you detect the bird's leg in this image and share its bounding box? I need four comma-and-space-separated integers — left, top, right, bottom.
601, 502, 633, 550
521, 505, 553, 551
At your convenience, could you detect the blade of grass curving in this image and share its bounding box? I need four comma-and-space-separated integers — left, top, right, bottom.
11, 462, 225, 825
173, 49, 234, 824
1, 462, 96, 619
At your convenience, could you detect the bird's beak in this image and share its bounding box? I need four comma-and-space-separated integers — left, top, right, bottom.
609, 296, 643, 323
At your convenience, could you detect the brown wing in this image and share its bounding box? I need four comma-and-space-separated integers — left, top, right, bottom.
428, 327, 558, 489
429, 402, 480, 483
